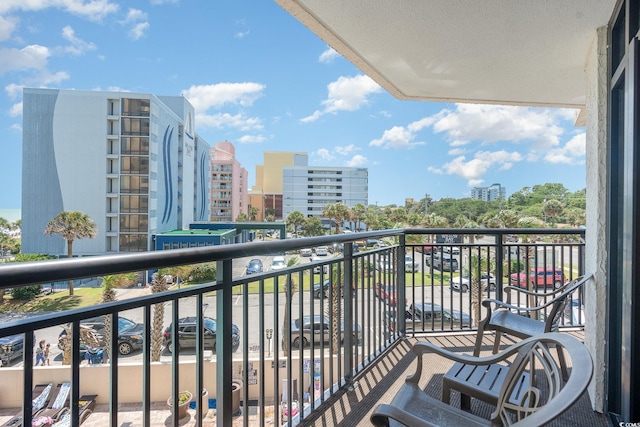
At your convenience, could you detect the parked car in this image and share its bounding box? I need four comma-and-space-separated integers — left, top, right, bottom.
419, 245, 435, 254
315, 246, 329, 256
450, 273, 496, 292
287, 315, 362, 348
299, 248, 313, 257
0, 334, 28, 366
443, 246, 461, 255
310, 256, 330, 274
376, 257, 394, 273
270, 256, 287, 271
509, 267, 566, 289
374, 282, 402, 306
313, 279, 354, 299
163, 316, 240, 353
57, 316, 144, 356
405, 255, 419, 272
410, 302, 471, 328
245, 259, 263, 275
430, 252, 458, 271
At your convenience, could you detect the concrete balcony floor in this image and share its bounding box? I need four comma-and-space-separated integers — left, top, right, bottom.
0, 331, 606, 426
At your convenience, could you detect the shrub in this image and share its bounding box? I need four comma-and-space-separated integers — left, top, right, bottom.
189, 263, 217, 282
11, 285, 43, 301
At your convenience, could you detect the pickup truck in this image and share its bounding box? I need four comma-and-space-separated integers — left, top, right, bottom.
0, 334, 27, 366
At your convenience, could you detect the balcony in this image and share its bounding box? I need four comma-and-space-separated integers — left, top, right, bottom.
0, 228, 599, 426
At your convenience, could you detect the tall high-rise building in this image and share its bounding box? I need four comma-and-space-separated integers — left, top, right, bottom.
210, 141, 248, 222
22, 88, 210, 256
282, 166, 368, 218
470, 183, 506, 201
249, 152, 307, 221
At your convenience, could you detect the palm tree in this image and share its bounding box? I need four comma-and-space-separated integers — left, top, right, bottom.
332, 203, 351, 234
286, 211, 306, 235
329, 264, 344, 355
249, 206, 259, 221
100, 273, 136, 361
150, 273, 170, 361
351, 203, 367, 231
467, 254, 494, 327
281, 275, 298, 357
322, 204, 338, 234
44, 211, 97, 295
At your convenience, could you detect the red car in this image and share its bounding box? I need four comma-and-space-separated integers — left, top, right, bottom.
509, 267, 566, 289
374, 283, 401, 306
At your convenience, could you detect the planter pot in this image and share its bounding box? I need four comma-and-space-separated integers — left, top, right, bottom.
232, 380, 243, 414
167, 391, 192, 419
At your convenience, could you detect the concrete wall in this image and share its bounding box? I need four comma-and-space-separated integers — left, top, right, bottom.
0, 356, 340, 409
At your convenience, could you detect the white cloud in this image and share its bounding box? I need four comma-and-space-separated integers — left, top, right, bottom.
301, 74, 381, 122
195, 112, 263, 131
431, 103, 568, 150
544, 132, 586, 164
182, 82, 265, 110
439, 150, 523, 184
183, 83, 266, 132
150, 0, 179, 4
335, 144, 357, 156
61, 25, 96, 55
346, 154, 367, 167
234, 30, 250, 38
9, 101, 21, 117
319, 47, 339, 63
0, 44, 50, 76
369, 118, 427, 149
315, 148, 335, 161
427, 166, 443, 175
0, 15, 18, 42
10, 123, 21, 132
237, 134, 266, 144
120, 8, 149, 39
0, 0, 119, 21
5, 83, 22, 99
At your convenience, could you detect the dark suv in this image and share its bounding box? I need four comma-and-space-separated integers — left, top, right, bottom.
57, 316, 144, 356
163, 316, 240, 353
429, 252, 458, 271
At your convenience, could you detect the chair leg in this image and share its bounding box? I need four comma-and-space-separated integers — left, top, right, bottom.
442, 382, 451, 404
473, 328, 484, 356
460, 394, 471, 411
556, 345, 569, 381
492, 331, 502, 354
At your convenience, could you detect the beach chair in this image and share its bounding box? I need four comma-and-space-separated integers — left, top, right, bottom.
1, 383, 53, 427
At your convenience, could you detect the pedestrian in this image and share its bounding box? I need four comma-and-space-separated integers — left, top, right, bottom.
35, 340, 45, 366
43, 343, 51, 366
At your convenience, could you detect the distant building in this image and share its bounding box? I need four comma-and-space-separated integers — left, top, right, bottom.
210, 141, 248, 222
470, 183, 506, 201
22, 88, 210, 256
249, 151, 307, 221
282, 165, 368, 218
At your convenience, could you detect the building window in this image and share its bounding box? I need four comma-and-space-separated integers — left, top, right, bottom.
121, 118, 150, 136
120, 175, 149, 194
121, 156, 149, 174
121, 137, 149, 155
122, 98, 151, 117
119, 214, 148, 232
120, 195, 149, 213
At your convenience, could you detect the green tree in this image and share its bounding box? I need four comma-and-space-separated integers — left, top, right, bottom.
301, 216, 324, 236
351, 203, 367, 231
286, 211, 306, 234
150, 272, 170, 361
249, 206, 259, 221
101, 273, 136, 360
322, 204, 338, 234
543, 199, 564, 225
44, 211, 98, 295
235, 213, 249, 222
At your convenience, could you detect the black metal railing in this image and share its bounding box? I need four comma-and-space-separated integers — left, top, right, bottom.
0, 228, 585, 427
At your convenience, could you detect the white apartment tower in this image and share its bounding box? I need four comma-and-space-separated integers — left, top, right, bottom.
282, 165, 368, 218
22, 88, 210, 256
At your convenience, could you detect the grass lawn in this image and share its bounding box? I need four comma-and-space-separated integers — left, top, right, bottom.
0, 287, 103, 313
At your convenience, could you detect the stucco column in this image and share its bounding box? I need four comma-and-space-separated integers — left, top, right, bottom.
584, 25, 608, 413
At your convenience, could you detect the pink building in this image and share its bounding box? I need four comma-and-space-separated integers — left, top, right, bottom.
209, 141, 248, 222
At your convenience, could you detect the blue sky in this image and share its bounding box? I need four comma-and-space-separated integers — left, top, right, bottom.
0, 0, 586, 211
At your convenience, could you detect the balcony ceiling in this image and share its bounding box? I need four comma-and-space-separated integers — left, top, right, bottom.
276, 0, 616, 109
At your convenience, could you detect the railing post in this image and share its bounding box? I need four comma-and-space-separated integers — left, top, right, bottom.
343, 242, 354, 385
495, 233, 504, 302
398, 234, 406, 336
216, 259, 233, 427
